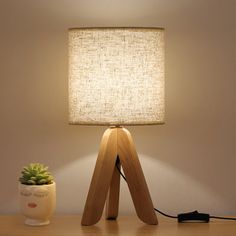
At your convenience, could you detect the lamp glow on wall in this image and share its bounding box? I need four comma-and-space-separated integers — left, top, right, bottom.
68, 27, 165, 226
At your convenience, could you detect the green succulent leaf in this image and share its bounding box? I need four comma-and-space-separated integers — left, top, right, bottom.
19, 163, 54, 185
27, 179, 36, 185
38, 179, 47, 184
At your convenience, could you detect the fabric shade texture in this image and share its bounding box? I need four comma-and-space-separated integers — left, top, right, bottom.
68, 27, 165, 126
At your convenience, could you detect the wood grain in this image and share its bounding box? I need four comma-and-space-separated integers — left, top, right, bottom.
105, 157, 121, 220
118, 128, 158, 225
82, 127, 157, 226
81, 128, 118, 226
1, 215, 236, 236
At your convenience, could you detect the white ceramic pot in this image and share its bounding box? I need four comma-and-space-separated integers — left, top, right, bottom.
19, 182, 56, 226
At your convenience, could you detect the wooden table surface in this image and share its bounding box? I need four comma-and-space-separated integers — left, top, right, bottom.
0, 215, 236, 236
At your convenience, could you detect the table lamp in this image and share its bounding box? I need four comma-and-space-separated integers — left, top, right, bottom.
68, 27, 165, 226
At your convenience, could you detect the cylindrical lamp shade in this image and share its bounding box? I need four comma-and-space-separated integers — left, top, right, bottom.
68, 27, 165, 126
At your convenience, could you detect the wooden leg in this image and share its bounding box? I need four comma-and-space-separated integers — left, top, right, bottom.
81, 128, 118, 226
82, 127, 158, 226
105, 157, 120, 220
118, 128, 158, 225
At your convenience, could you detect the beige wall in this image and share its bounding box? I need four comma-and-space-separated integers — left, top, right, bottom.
0, 0, 236, 216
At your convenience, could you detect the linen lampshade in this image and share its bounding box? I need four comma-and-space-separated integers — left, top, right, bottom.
68, 27, 165, 126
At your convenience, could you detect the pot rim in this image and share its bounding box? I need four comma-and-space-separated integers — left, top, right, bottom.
19, 181, 56, 186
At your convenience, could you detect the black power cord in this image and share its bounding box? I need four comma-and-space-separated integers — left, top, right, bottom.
115, 162, 177, 219
115, 162, 236, 222
210, 216, 236, 221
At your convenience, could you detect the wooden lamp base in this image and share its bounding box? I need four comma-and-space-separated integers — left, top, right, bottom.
81, 127, 158, 226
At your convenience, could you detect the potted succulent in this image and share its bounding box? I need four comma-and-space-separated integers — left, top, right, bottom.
18, 163, 56, 226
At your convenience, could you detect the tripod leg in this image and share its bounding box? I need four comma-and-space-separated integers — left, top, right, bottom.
118, 128, 158, 225
81, 128, 118, 226
105, 157, 121, 220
